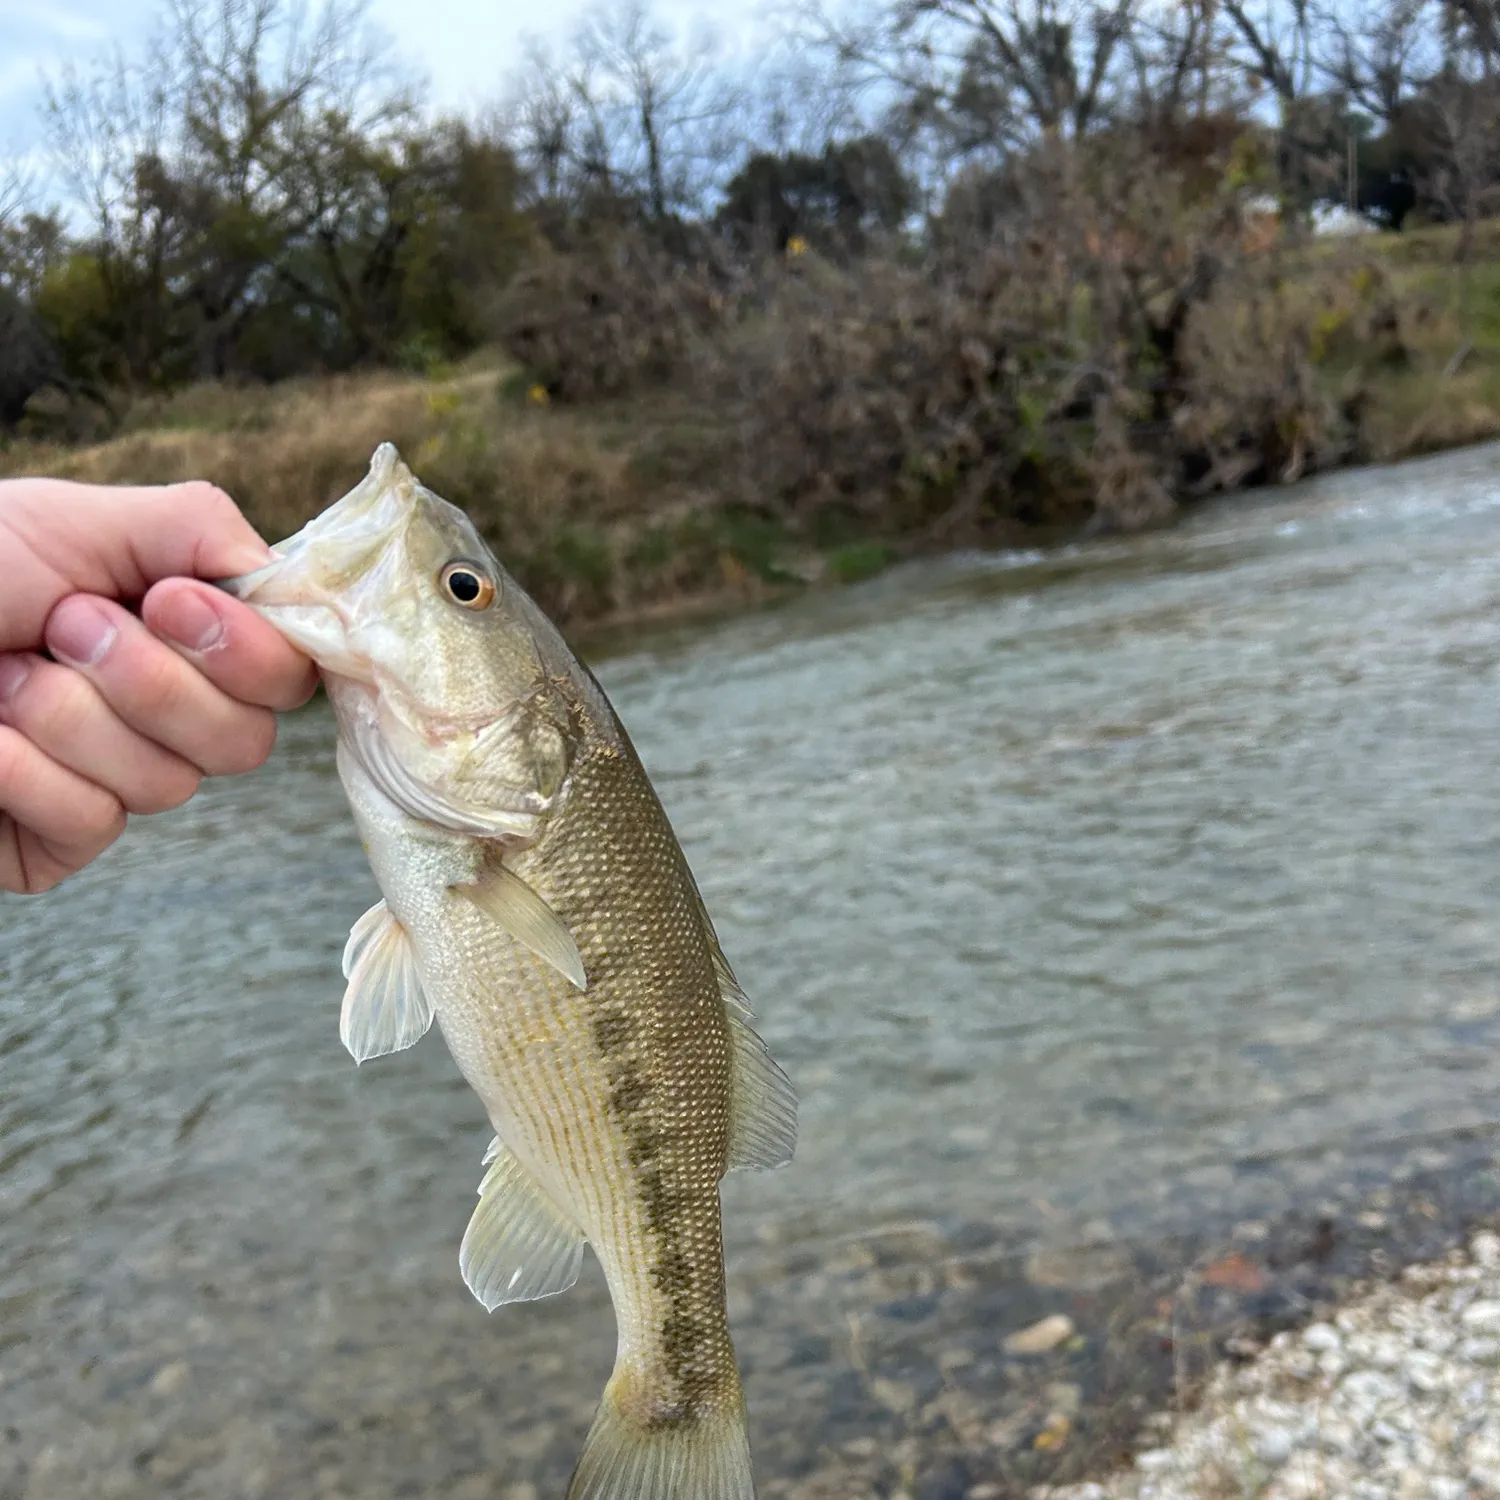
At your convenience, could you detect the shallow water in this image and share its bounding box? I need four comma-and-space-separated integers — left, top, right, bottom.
6, 444, 1500, 1498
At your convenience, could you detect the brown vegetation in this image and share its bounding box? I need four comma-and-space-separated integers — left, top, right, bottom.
4, 217, 1498, 634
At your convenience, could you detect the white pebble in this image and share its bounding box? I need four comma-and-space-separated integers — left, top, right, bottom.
1460, 1300, 1500, 1333
1133, 1448, 1175, 1473
1251, 1425, 1296, 1466
1404, 1350, 1448, 1394
1302, 1322, 1341, 1352
1276, 1452, 1329, 1499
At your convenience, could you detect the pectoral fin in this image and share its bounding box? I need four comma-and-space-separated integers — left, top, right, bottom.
339, 900, 433, 1064
460, 1138, 586, 1310
455, 861, 587, 991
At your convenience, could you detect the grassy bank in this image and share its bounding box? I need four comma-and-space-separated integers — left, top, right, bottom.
3, 223, 1499, 634
1319, 222, 1500, 455
0, 360, 798, 634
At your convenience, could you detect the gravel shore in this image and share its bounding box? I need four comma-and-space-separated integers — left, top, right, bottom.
1039, 1232, 1500, 1500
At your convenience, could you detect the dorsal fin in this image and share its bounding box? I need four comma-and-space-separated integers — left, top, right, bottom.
689, 884, 798, 1172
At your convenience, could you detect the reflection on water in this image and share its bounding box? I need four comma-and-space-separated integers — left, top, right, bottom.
5, 444, 1500, 1498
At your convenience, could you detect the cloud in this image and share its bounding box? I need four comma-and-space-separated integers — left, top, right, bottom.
0, 0, 155, 151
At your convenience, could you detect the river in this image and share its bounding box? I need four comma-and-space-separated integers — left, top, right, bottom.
5, 443, 1500, 1498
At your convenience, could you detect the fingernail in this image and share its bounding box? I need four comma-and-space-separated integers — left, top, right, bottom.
48, 600, 118, 667
154, 589, 226, 653
0, 654, 32, 704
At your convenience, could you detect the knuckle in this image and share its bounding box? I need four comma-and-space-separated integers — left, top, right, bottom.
130, 652, 193, 721
66, 779, 126, 842
0, 728, 28, 792
187, 481, 241, 526
212, 710, 277, 775
25, 666, 97, 745
126, 765, 201, 816
91, 799, 128, 845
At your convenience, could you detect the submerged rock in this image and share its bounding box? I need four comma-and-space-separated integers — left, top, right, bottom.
1003, 1314, 1075, 1355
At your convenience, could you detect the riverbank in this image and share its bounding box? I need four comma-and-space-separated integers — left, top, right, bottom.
757, 1132, 1500, 1500
1040, 1229, 1500, 1500
2, 225, 1499, 634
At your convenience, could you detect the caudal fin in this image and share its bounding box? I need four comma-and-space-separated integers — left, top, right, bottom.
565, 1382, 754, 1500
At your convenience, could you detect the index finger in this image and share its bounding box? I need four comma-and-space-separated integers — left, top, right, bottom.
0, 479, 274, 651
142, 578, 319, 711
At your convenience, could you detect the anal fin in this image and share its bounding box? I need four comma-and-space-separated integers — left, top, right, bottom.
339, 900, 433, 1064
460, 1138, 586, 1311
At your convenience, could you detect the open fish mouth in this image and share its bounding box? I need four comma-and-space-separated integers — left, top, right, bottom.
215, 570, 368, 677
216, 444, 416, 671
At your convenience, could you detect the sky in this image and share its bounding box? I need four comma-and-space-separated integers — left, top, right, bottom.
0, 0, 771, 185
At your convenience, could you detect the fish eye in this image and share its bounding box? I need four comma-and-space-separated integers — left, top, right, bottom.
440, 562, 496, 610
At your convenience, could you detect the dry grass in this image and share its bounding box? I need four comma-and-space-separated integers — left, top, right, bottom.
1357, 248, 1500, 457
0, 360, 761, 629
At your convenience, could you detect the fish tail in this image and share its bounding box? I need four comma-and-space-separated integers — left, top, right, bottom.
565, 1373, 754, 1500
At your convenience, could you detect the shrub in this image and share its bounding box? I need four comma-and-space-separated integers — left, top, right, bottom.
493, 228, 728, 402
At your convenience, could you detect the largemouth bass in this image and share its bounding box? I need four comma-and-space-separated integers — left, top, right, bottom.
221, 444, 797, 1500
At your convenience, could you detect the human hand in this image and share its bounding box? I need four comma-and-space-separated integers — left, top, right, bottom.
0, 478, 318, 893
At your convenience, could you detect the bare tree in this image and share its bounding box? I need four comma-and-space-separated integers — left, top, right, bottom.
740, 40, 872, 158
790, 0, 1145, 216
1121, 0, 1248, 128
1443, 0, 1500, 68
1317, 0, 1439, 122
504, 39, 585, 204
891, 0, 1141, 142
502, 1, 742, 221
1219, 0, 1318, 102
45, 46, 170, 262
161, 0, 413, 209
1209, 0, 1364, 211
0, 167, 27, 232
1425, 72, 1500, 253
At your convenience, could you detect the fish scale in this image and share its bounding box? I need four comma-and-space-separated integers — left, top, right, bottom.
222, 442, 797, 1500
504, 728, 739, 1424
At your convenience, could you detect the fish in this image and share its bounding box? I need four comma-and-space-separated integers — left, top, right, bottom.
220, 443, 797, 1500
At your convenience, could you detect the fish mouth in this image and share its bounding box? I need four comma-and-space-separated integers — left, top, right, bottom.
216, 554, 371, 675
216, 444, 414, 672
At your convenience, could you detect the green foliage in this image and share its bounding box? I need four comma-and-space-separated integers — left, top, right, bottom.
717, 137, 914, 253
552, 525, 615, 593
32, 254, 115, 381
825, 541, 893, 583
9, 0, 531, 413
715, 511, 801, 583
